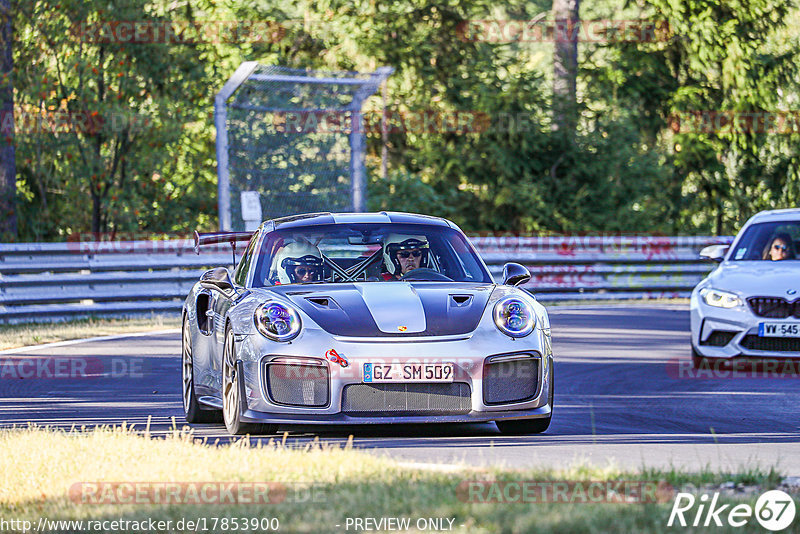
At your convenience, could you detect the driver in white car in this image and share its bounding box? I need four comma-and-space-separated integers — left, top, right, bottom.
763, 232, 796, 261
381, 234, 430, 280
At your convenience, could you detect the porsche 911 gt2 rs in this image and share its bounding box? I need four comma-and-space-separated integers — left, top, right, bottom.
182, 212, 554, 435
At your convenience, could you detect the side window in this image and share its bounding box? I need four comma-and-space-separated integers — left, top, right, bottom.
234, 231, 259, 286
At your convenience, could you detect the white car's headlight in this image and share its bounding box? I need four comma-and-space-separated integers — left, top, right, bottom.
700, 288, 742, 309
254, 302, 302, 341
493, 297, 536, 338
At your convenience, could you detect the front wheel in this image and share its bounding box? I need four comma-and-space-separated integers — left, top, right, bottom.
496, 361, 554, 435
222, 326, 276, 436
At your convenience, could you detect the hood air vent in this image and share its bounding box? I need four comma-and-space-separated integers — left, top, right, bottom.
450, 295, 473, 307
305, 296, 339, 309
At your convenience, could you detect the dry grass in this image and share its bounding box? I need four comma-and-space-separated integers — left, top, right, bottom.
0, 425, 787, 533
0, 315, 180, 351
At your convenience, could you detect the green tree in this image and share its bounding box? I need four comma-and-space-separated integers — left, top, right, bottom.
14, 0, 232, 239
586, 0, 800, 234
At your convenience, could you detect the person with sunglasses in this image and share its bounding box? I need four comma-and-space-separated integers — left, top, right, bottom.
271, 241, 324, 284
762, 232, 796, 261
381, 234, 430, 280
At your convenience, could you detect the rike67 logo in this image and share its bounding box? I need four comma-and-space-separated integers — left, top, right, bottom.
668, 490, 796, 531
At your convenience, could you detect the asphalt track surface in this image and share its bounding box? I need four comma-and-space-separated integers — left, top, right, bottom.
3, 306, 800, 474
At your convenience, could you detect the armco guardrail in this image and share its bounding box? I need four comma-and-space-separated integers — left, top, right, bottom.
475, 235, 733, 301
0, 235, 733, 322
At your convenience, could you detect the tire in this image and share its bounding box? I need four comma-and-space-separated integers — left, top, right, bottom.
496, 361, 554, 435
222, 326, 276, 436
182, 314, 222, 423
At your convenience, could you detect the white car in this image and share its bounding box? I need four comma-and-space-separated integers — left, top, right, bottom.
691, 208, 800, 367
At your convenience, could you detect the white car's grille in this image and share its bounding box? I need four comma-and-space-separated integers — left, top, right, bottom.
747, 297, 799, 319
741, 335, 800, 352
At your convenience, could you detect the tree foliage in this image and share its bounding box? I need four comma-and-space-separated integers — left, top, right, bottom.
10, 0, 800, 240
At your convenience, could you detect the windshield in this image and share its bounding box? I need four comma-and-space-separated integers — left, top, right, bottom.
250, 223, 493, 286
730, 221, 800, 261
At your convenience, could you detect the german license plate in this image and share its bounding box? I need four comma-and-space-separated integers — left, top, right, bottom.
759, 322, 800, 338
362, 362, 454, 383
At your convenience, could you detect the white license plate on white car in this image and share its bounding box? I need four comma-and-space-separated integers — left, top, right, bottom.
362, 362, 454, 383
759, 322, 800, 338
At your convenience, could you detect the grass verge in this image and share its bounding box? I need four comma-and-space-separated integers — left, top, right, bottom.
0, 315, 180, 351
0, 426, 792, 533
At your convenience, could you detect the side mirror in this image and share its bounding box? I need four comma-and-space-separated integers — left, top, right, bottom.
699, 245, 729, 263
502, 262, 531, 286
200, 267, 234, 293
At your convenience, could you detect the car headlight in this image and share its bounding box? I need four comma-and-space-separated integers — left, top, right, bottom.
700, 288, 742, 309
254, 302, 302, 341
493, 297, 536, 338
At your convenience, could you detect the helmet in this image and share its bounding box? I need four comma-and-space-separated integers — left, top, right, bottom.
382, 234, 429, 275
273, 241, 324, 284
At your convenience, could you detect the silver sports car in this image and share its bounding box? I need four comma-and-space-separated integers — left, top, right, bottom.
182, 212, 554, 435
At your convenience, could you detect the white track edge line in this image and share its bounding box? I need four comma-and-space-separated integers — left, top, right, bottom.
0, 329, 181, 355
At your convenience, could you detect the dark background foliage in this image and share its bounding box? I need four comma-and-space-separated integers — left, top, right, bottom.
7, 0, 800, 240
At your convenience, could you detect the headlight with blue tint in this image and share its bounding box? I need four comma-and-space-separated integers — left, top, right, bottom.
254, 302, 302, 341
493, 297, 536, 338
700, 288, 742, 309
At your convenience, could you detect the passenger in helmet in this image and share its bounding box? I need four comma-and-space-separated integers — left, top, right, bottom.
382, 234, 429, 280
272, 241, 324, 284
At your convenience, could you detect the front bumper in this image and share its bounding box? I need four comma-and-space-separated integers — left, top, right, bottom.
691, 295, 800, 358
239, 405, 552, 425
234, 326, 554, 424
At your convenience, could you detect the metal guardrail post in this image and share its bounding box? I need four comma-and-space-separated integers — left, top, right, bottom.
214, 62, 258, 231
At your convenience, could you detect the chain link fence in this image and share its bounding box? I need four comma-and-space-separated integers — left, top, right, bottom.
215, 63, 393, 231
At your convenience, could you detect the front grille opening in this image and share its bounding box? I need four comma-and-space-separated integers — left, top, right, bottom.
266, 363, 329, 407
342, 383, 471, 415
483, 358, 539, 405
700, 330, 737, 347
741, 335, 800, 353
748, 297, 794, 319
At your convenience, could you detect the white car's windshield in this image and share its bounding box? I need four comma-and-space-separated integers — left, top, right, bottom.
730, 221, 800, 261
251, 223, 492, 286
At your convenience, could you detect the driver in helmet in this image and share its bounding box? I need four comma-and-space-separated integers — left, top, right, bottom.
272, 241, 324, 284
382, 234, 429, 280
